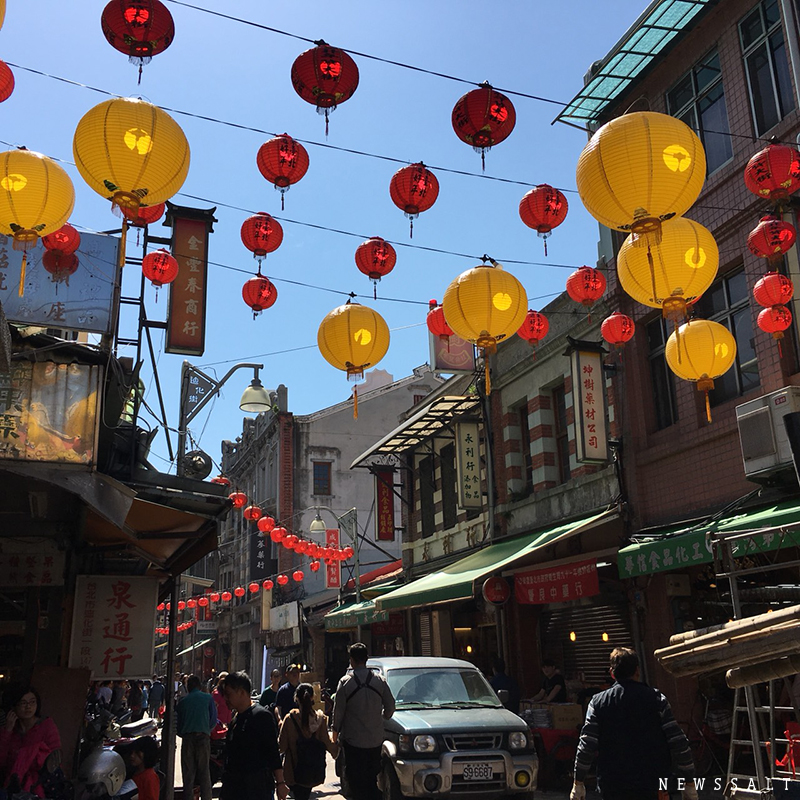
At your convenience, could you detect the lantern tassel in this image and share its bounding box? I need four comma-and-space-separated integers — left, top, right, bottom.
281, 192, 285, 212
481, 149, 486, 173
409, 218, 414, 239
138, 63, 143, 85
373, 282, 377, 301
353, 385, 358, 420
543, 238, 548, 258
646, 245, 657, 306
485, 359, 491, 395
17, 251, 26, 297
325, 110, 329, 138
705, 390, 712, 423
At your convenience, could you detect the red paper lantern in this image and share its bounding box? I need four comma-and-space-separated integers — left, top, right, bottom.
234, 586, 246, 598
263, 579, 274, 591
210, 592, 220, 603
323, 547, 335, 560
517, 310, 549, 354
186, 598, 197, 609
257, 135, 310, 209
241, 212, 283, 260
42, 223, 81, 255
178, 600, 186, 611
566, 266, 606, 309
291, 42, 359, 133
157, 602, 165, 611
0, 60, 14, 103
744, 143, 800, 201
310, 544, 323, 558
747, 215, 797, 261
142, 248, 179, 288
42, 251, 79, 285
242, 275, 278, 318
249, 582, 260, 593
759, 305, 793, 354
101, 0, 175, 82
277, 574, 289, 586
310, 560, 321, 572
166, 603, 171, 610
390, 163, 440, 238
283, 535, 298, 550
258, 515, 276, 533
270, 527, 285, 543
451, 83, 516, 168
519, 184, 569, 255
229, 491, 248, 508
427, 300, 454, 345
342, 546, 354, 560
296, 540, 309, 554
243, 505, 263, 521
601, 312, 635, 349
753, 272, 794, 307
198, 597, 209, 607
221, 591, 232, 602
211, 475, 231, 487
355, 237, 397, 298
121, 202, 166, 227
292, 569, 305, 582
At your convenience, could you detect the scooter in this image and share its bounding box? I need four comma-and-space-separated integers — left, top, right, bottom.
209, 722, 227, 785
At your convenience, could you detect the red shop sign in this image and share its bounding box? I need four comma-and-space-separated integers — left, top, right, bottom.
514, 559, 599, 605
482, 576, 511, 606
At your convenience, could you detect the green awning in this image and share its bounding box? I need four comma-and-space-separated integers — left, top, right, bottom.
176, 637, 213, 657
324, 600, 389, 630
618, 499, 800, 578
376, 509, 614, 612
554, 0, 718, 127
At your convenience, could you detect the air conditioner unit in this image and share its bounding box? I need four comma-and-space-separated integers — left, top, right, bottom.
736, 386, 800, 481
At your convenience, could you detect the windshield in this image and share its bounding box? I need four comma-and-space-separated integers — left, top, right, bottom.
387, 668, 502, 708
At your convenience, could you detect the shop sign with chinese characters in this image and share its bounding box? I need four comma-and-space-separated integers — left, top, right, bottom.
0, 362, 101, 465
325, 529, 341, 589
68, 576, 159, 679
0, 233, 119, 334
515, 559, 599, 605
569, 346, 609, 464
455, 421, 482, 509
0, 540, 65, 586
430, 332, 476, 375
375, 469, 395, 541
180, 365, 216, 424
250, 533, 270, 581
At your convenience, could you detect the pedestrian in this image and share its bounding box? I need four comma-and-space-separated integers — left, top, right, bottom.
570, 647, 698, 800
212, 672, 232, 727
279, 683, 339, 800
274, 664, 302, 721
220, 671, 288, 800
128, 736, 160, 800
332, 642, 395, 800
97, 681, 112, 708
259, 668, 282, 709
147, 676, 165, 722
489, 658, 521, 714
176, 673, 188, 702
176, 674, 217, 800
530, 659, 567, 703
128, 680, 144, 722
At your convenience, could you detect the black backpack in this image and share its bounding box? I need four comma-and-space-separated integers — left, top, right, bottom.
290, 714, 327, 787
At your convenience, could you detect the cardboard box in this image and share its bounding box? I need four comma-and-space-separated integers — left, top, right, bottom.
549, 703, 584, 730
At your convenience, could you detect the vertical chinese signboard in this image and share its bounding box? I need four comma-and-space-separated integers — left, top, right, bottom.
569, 345, 609, 464
514, 560, 599, 604
375, 469, 395, 541
69, 576, 159, 678
250, 532, 270, 581
165, 203, 217, 356
325, 529, 341, 589
455, 421, 482, 509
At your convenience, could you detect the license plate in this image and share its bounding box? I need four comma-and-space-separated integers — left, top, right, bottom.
462, 763, 494, 781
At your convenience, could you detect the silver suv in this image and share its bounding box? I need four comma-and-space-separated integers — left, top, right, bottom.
369, 657, 538, 800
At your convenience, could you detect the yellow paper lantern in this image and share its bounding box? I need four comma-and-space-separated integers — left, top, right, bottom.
0, 1, 6, 31
576, 111, 706, 241
318, 301, 390, 380
0, 149, 75, 295
617, 218, 719, 320
665, 319, 736, 422
73, 97, 190, 213
442, 261, 527, 393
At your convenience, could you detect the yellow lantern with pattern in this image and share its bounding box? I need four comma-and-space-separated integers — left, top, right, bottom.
665, 319, 736, 422
73, 97, 190, 214
442, 261, 527, 392
0, 149, 75, 295
617, 218, 719, 321
576, 112, 706, 242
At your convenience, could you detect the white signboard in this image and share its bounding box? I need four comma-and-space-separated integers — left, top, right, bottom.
570, 347, 609, 464
455, 421, 482, 509
68, 575, 159, 679
270, 601, 300, 632
196, 621, 217, 635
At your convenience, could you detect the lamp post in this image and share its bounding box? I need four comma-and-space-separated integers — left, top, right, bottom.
177, 361, 273, 476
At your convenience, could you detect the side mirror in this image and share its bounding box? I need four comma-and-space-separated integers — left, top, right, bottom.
497, 689, 510, 706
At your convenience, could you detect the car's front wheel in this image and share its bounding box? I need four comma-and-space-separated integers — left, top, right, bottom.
382, 761, 406, 800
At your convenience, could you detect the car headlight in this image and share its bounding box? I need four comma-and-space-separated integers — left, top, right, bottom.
508, 731, 528, 750
413, 735, 437, 754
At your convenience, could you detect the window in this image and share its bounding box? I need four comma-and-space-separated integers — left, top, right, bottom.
667, 51, 733, 173
694, 270, 760, 405
740, 0, 796, 134
413, 394, 426, 405
312, 461, 331, 495
418, 456, 436, 538
518, 404, 533, 487
647, 318, 679, 430
440, 444, 458, 530
552, 384, 571, 484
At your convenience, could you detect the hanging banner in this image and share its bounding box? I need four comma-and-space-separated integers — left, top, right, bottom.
250, 532, 270, 581
515, 559, 599, 605
569, 344, 609, 464
325, 529, 341, 589
68, 576, 159, 678
455, 421, 482, 509
430, 332, 476, 375
165, 204, 217, 356
375, 469, 395, 541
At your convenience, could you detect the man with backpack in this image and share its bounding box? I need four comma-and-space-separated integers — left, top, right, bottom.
332, 643, 395, 800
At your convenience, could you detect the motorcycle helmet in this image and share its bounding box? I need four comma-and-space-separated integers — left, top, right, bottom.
76, 749, 126, 797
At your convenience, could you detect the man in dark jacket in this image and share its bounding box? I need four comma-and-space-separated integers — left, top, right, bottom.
571, 648, 697, 800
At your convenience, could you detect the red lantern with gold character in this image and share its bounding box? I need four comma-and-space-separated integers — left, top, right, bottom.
566, 266, 606, 312
242, 275, 278, 319
258, 516, 275, 534
519, 184, 569, 256
270, 527, 285, 544
747, 215, 797, 261
517, 310, 549, 357
142, 248, 178, 289
355, 237, 396, 298
451, 83, 516, 169
42, 223, 81, 256
390, 163, 439, 238
257, 135, 309, 210
744, 143, 800, 202
241, 212, 283, 262
758, 304, 793, 355
228, 491, 247, 508
753, 272, 794, 307
243, 505, 262, 521
601, 311, 635, 350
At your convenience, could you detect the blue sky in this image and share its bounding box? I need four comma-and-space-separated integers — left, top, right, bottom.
2, 0, 647, 472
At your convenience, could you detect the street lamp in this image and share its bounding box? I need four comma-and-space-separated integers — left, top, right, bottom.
239, 374, 272, 413
309, 514, 326, 534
